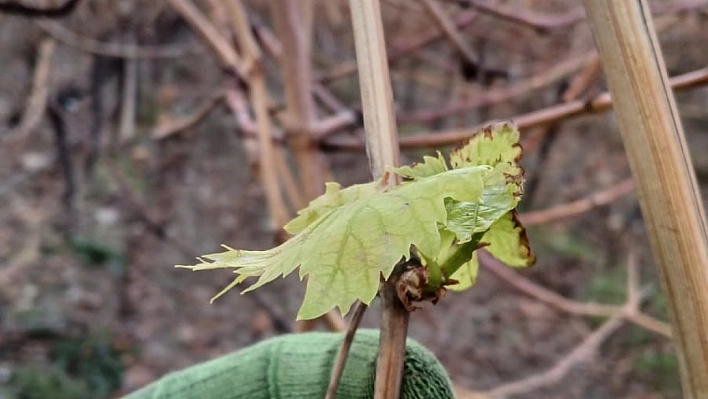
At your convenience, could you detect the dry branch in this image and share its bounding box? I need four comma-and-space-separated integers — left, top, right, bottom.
151, 92, 225, 140
317, 11, 479, 83
399, 50, 595, 124
519, 179, 635, 226
271, 0, 326, 201
4, 38, 55, 140
459, 0, 585, 32
37, 20, 194, 58
224, 0, 291, 229
168, 0, 246, 75
584, 2, 708, 396
324, 67, 708, 151
419, 0, 478, 67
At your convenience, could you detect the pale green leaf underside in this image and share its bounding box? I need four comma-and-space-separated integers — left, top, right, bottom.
482, 211, 536, 268
181, 165, 490, 320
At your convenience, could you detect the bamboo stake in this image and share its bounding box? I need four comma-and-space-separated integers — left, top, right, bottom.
583, 2, 708, 397
349, 1, 407, 398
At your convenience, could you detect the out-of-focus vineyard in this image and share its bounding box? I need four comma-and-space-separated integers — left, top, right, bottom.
0, 1, 707, 398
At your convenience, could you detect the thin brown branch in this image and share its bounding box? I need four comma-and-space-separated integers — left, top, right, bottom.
117, 49, 137, 143
224, 0, 290, 229
479, 251, 619, 318
482, 310, 627, 398
481, 248, 673, 339
273, 147, 308, 212
325, 66, 708, 151
325, 303, 368, 399
37, 20, 194, 58
270, 0, 325, 200
312, 83, 348, 113
460, 1, 585, 33
519, 178, 635, 226
399, 50, 595, 124
467, 287, 656, 398
419, 0, 478, 67
151, 92, 225, 140
316, 11, 479, 83
4, 38, 54, 140
626, 311, 672, 338
312, 111, 358, 141
458, 0, 706, 33
562, 55, 601, 102
167, 0, 246, 76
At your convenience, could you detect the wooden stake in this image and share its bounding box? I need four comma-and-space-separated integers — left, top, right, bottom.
349, 1, 408, 398
583, 2, 708, 397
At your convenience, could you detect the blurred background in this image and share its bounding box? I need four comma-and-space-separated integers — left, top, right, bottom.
0, 0, 706, 398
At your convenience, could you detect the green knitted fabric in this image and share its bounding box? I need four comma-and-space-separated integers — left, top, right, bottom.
122, 329, 454, 399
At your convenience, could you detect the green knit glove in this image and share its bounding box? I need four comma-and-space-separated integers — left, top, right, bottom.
122, 329, 454, 399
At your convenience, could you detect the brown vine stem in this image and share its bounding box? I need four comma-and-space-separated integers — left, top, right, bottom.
519, 178, 635, 226
419, 0, 478, 68
349, 1, 407, 398
323, 66, 708, 151
399, 50, 595, 124
584, 2, 708, 395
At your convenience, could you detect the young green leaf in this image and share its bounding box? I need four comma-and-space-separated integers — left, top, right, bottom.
284, 181, 381, 235
180, 121, 535, 319
180, 166, 491, 320
391, 152, 448, 180
449, 122, 522, 169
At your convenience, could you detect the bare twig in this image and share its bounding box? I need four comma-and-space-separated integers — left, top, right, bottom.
37, 21, 195, 59
459, 1, 585, 33
317, 11, 479, 83
482, 310, 627, 398
273, 147, 308, 212
270, 0, 326, 201
167, 0, 246, 76
4, 38, 55, 140
325, 67, 708, 151
223, 0, 291, 230
117, 48, 137, 143
397, 50, 593, 124
480, 250, 671, 339
151, 92, 225, 140
479, 251, 618, 318
325, 303, 368, 399
519, 179, 635, 226
419, 0, 478, 68
458, 0, 706, 33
